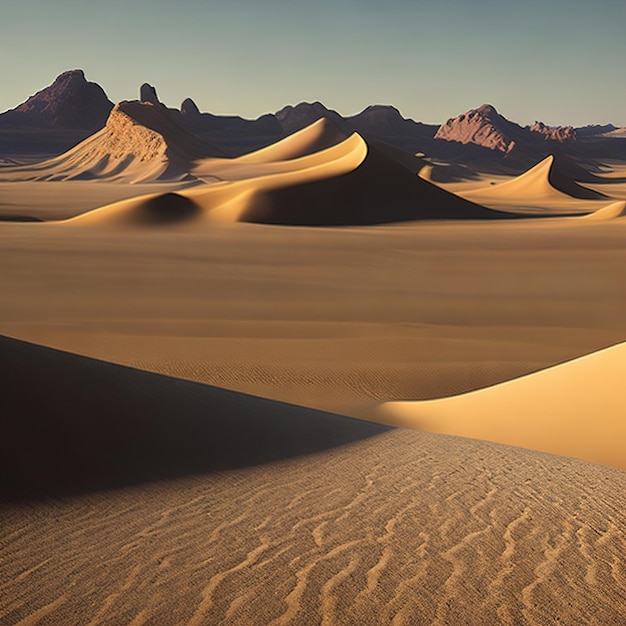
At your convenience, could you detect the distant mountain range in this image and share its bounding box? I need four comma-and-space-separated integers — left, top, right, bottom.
1, 70, 624, 166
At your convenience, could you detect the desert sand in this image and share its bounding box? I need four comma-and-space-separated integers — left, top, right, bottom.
1, 98, 626, 624
376, 341, 626, 468
2, 337, 625, 625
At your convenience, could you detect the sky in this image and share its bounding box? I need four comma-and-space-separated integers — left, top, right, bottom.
1, 0, 625, 126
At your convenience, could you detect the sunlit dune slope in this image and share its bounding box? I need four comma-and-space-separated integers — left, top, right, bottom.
239, 117, 348, 162
0, 101, 225, 183
464, 155, 608, 202
579, 200, 626, 221
375, 341, 626, 469
69, 124, 511, 226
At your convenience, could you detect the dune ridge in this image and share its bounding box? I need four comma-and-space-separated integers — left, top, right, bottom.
0, 101, 225, 183
464, 155, 608, 203
580, 200, 626, 221
239, 117, 348, 163
68, 122, 511, 227
375, 341, 626, 469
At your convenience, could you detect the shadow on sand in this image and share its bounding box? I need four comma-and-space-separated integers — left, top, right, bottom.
0, 335, 390, 501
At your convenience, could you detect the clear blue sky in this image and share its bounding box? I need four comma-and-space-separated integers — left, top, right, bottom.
2, 0, 625, 126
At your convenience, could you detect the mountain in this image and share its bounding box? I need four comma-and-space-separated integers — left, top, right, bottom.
575, 123, 618, 138
177, 96, 282, 151
2, 70, 625, 166
0, 69, 113, 131
529, 121, 576, 142
430, 104, 626, 171
271, 102, 438, 157
274, 101, 350, 135
134, 82, 283, 154
435, 104, 526, 154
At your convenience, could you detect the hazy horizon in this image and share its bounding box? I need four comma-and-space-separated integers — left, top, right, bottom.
2, 0, 625, 127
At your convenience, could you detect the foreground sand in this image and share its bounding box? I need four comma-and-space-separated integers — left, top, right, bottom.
376, 341, 626, 468
1, 338, 626, 625
3, 437, 626, 625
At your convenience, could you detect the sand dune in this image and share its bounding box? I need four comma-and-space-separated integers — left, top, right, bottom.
464, 155, 608, 203
1, 334, 626, 624
0, 334, 387, 500
240, 117, 348, 162
234, 140, 508, 226
365, 139, 428, 174
69, 123, 511, 226
192, 118, 349, 183
0, 101, 225, 183
375, 341, 626, 468
190, 122, 363, 184
579, 200, 626, 221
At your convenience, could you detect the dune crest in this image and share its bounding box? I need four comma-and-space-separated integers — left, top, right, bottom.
465, 155, 608, 202
239, 117, 348, 163
0, 101, 225, 183
375, 341, 626, 469
69, 122, 511, 227
579, 200, 626, 221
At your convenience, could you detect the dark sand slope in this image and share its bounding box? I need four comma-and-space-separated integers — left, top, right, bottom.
1, 362, 625, 624
240, 138, 510, 226
0, 335, 388, 500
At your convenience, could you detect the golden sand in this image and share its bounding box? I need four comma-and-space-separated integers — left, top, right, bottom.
1, 120, 625, 624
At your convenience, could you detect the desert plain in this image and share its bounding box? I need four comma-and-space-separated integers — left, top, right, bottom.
0, 71, 625, 625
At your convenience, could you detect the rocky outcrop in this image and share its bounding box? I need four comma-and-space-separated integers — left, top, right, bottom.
0, 69, 113, 130
434, 104, 524, 153
529, 121, 577, 142
140, 83, 161, 106
274, 102, 350, 135
180, 98, 201, 117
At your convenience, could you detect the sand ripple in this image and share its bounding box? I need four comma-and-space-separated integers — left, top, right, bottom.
2, 430, 625, 625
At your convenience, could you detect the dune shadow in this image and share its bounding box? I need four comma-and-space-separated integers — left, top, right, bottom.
0, 335, 390, 501
0, 214, 43, 222
134, 192, 201, 224
240, 143, 515, 226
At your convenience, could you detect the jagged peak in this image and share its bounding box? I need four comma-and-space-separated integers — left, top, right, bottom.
356, 104, 403, 118
52, 69, 86, 82
276, 101, 331, 116
180, 98, 201, 116
435, 103, 519, 153
529, 120, 577, 142
140, 83, 161, 106
474, 103, 499, 116
3, 68, 113, 131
